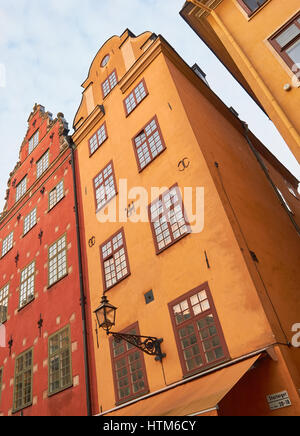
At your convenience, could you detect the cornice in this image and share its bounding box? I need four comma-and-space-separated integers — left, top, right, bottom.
185, 0, 224, 19
118, 38, 163, 94
72, 105, 105, 146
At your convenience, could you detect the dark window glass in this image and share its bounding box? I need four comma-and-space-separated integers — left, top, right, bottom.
110, 325, 148, 403
238, 0, 268, 14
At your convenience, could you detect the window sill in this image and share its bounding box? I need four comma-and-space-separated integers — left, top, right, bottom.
102, 85, 117, 102
115, 389, 150, 407
0, 247, 13, 260
138, 147, 166, 174
245, 0, 271, 21
22, 223, 37, 238
47, 195, 65, 213
47, 273, 68, 290
89, 137, 108, 158
156, 231, 190, 256
125, 96, 148, 118
96, 192, 118, 214
104, 272, 131, 293
18, 298, 35, 312
12, 402, 33, 415
182, 357, 230, 380
48, 383, 73, 398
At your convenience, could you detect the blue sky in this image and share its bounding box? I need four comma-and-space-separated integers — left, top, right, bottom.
0, 0, 299, 211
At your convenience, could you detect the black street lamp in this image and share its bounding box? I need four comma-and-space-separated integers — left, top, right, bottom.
94, 294, 117, 333
94, 294, 166, 362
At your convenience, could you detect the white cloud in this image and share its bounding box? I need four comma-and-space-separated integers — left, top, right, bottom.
0, 0, 299, 210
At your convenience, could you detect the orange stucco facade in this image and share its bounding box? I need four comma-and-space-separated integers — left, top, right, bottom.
72, 29, 300, 416
180, 0, 300, 163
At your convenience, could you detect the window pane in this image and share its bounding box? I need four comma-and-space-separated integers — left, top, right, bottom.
28, 130, 39, 154
89, 124, 107, 154
14, 350, 32, 411
94, 162, 116, 211
48, 235, 67, 286
16, 178, 27, 202
242, 0, 268, 13
286, 39, 300, 65
0, 284, 9, 323
37, 151, 49, 178
24, 208, 37, 235
2, 232, 13, 257
125, 81, 147, 115
102, 71, 117, 97
276, 24, 300, 48
49, 181, 64, 210
134, 118, 164, 170
170, 286, 228, 376
49, 328, 72, 394
101, 231, 129, 290
20, 262, 35, 307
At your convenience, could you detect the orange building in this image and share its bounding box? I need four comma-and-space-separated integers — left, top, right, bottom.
180, 0, 300, 164
72, 29, 300, 416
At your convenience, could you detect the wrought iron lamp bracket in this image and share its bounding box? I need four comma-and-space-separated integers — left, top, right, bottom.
109, 331, 166, 362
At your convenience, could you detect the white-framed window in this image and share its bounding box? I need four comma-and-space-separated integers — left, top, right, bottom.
133, 117, 165, 171
1, 232, 13, 257
16, 177, 27, 202
124, 80, 148, 116
100, 229, 130, 291
102, 70, 118, 98
20, 262, 35, 308
89, 123, 108, 155
23, 208, 37, 235
28, 130, 39, 155
49, 180, 64, 210
93, 161, 117, 211
0, 283, 9, 323
37, 150, 49, 179
48, 235, 67, 287
149, 185, 190, 254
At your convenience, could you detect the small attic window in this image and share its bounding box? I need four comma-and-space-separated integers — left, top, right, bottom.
101, 54, 110, 68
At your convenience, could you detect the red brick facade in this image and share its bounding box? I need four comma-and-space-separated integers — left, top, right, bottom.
0, 105, 92, 416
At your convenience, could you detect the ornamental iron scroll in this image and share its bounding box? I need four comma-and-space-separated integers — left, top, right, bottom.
110, 332, 166, 362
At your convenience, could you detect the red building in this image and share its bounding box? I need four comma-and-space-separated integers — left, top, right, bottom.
0, 104, 95, 416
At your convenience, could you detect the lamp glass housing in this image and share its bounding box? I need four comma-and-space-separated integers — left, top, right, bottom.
95, 295, 117, 332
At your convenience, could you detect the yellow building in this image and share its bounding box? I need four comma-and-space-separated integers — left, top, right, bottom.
72, 29, 300, 416
180, 0, 300, 163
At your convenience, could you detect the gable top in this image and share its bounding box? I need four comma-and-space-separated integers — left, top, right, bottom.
73, 29, 156, 130
1, 104, 69, 216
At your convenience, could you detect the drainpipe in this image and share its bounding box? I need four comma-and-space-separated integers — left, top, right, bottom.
186, 0, 300, 155
66, 133, 92, 416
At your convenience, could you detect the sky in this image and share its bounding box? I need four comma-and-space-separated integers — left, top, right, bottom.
0, 0, 299, 211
